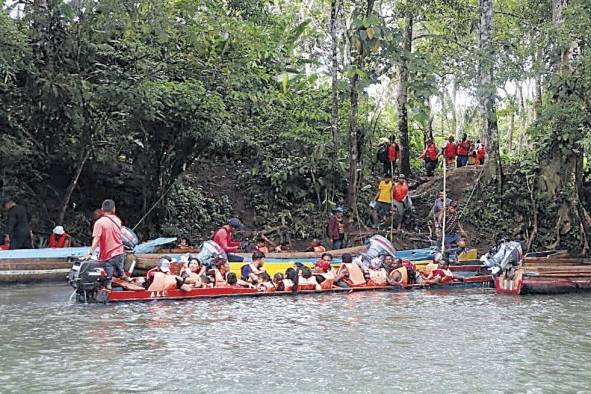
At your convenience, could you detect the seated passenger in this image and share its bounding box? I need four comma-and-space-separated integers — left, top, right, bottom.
387, 258, 410, 287
211, 257, 231, 287
335, 253, 366, 288
274, 242, 290, 253
283, 268, 297, 291
226, 272, 255, 289
313, 256, 336, 289
422, 252, 444, 277
145, 257, 180, 291
306, 239, 327, 253
254, 237, 271, 254
179, 259, 205, 288
366, 259, 388, 286
273, 273, 286, 291
257, 272, 276, 292
421, 259, 460, 285
241, 251, 266, 283
297, 266, 321, 291
177, 237, 192, 251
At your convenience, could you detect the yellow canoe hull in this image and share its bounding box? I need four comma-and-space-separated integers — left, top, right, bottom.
230, 248, 478, 277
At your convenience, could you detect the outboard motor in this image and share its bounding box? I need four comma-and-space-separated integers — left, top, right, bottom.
121, 226, 139, 250
68, 260, 108, 303
195, 240, 227, 269
357, 235, 397, 268
480, 240, 523, 276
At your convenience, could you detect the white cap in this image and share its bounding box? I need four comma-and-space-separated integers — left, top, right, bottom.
53, 226, 65, 235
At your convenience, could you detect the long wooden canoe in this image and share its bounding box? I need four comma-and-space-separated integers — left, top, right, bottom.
103, 275, 493, 303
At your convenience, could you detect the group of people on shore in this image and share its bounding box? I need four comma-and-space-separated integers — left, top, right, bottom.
137, 247, 461, 294
420, 134, 487, 176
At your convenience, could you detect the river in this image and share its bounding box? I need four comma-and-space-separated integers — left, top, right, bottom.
0, 284, 590, 393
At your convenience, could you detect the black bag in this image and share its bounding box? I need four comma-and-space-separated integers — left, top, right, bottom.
377, 145, 388, 163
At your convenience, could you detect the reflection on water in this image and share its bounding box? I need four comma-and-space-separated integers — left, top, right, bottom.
1, 284, 590, 393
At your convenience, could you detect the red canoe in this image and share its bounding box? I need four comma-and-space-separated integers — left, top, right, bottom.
105, 275, 493, 303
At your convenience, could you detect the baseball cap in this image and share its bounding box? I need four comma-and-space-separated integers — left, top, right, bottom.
228, 218, 243, 229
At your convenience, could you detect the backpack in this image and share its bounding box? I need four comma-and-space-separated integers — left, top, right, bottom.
377, 144, 388, 163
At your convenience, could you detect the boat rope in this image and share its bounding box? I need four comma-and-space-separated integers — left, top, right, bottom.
441, 156, 447, 254
458, 165, 486, 220
132, 180, 177, 231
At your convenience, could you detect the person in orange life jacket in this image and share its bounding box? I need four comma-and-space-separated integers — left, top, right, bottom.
85, 199, 130, 289
387, 136, 400, 176
0, 234, 9, 251
327, 207, 352, 250
392, 175, 413, 227
421, 258, 460, 285
256, 271, 276, 292
179, 258, 206, 288
476, 143, 486, 165
241, 251, 266, 283
305, 238, 327, 253
296, 266, 321, 291
386, 258, 415, 286
419, 139, 439, 176
212, 217, 244, 262
334, 253, 354, 288
443, 135, 457, 168
49, 226, 71, 248
282, 267, 297, 291
225, 272, 255, 289
313, 253, 336, 288
456, 133, 472, 167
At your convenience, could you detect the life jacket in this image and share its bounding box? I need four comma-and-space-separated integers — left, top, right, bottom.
457, 140, 471, 156
337, 263, 366, 287
444, 142, 457, 158
49, 233, 69, 248
426, 144, 438, 161
422, 262, 439, 275
388, 267, 409, 286
147, 272, 178, 292
432, 268, 454, 284
477, 146, 486, 160
258, 282, 276, 292
181, 269, 202, 286
297, 276, 318, 291
214, 269, 228, 287
282, 279, 294, 291
387, 143, 399, 162
366, 268, 388, 286
393, 182, 409, 203
318, 271, 336, 289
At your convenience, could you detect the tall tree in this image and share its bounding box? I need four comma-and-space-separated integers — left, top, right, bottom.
397, 11, 413, 177
479, 0, 502, 184
329, 0, 341, 152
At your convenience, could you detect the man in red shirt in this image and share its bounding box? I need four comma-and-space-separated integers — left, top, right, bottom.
85, 199, 128, 288
212, 218, 244, 262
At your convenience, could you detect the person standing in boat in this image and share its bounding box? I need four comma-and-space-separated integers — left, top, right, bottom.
327, 207, 352, 250
212, 218, 244, 262
2, 197, 33, 250
439, 201, 468, 249
49, 226, 71, 248
84, 199, 130, 289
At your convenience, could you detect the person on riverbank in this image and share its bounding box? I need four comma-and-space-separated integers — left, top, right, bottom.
212, 218, 244, 262
392, 176, 413, 228
443, 136, 457, 168
419, 139, 439, 177
0, 234, 9, 251
2, 198, 32, 250
85, 199, 129, 289
456, 134, 472, 168
477, 143, 486, 166
327, 207, 352, 250
431, 192, 451, 236
305, 239, 327, 253
49, 226, 71, 248
371, 175, 393, 228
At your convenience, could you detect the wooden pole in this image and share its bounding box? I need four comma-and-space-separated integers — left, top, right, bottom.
441, 155, 447, 254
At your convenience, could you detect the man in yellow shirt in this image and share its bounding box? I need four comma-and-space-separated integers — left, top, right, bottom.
370, 175, 393, 227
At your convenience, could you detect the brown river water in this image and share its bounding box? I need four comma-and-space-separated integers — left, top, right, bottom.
0, 284, 590, 393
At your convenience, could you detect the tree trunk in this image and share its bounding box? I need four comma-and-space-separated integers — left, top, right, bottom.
329, 0, 341, 152
534, 0, 591, 254
507, 103, 515, 153
347, 0, 375, 217
57, 149, 91, 225
397, 12, 413, 177
479, 0, 502, 186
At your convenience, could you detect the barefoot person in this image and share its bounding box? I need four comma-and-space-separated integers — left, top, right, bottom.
84, 199, 130, 289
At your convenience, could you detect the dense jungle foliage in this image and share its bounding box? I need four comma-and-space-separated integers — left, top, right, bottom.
0, 0, 590, 253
